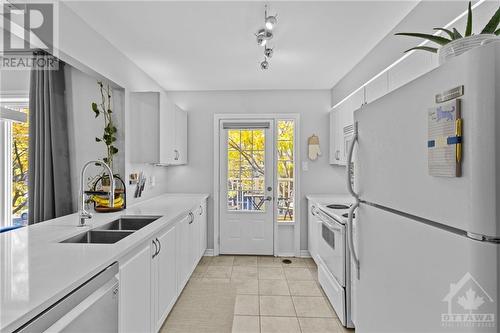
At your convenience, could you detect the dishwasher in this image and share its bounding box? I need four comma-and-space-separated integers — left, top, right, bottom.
15, 262, 119, 333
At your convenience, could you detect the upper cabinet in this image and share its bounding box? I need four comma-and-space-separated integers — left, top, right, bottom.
329, 89, 363, 166
130, 91, 187, 165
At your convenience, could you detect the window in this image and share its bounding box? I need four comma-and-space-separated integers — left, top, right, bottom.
277, 120, 294, 222
227, 129, 265, 211
1, 101, 29, 227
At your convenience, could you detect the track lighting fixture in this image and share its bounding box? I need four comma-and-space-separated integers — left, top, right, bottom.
255, 5, 278, 70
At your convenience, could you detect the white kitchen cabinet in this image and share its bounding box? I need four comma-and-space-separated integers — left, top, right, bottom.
329, 89, 363, 166
173, 105, 188, 164
119, 198, 207, 333
129, 92, 160, 164
152, 225, 178, 332
365, 72, 389, 104
197, 201, 207, 258
129, 91, 187, 165
119, 244, 152, 333
189, 211, 199, 274
176, 214, 192, 293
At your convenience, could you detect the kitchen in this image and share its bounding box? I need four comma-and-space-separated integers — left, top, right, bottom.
0, 1, 499, 333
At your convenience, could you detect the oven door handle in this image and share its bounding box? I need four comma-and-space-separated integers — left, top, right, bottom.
320, 214, 343, 232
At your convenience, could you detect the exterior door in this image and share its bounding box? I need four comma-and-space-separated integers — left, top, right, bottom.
220, 121, 274, 255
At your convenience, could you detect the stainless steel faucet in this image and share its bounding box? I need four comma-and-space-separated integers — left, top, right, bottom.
78, 160, 115, 227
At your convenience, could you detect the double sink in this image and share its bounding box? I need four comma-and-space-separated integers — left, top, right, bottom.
60, 216, 162, 244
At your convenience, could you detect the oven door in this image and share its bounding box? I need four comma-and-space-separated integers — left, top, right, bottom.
318, 213, 346, 287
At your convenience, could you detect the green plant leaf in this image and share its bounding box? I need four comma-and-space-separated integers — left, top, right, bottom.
95, 137, 102, 142
433, 28, 454, 39
395, 33, 451, 45
453, 28, 463, 39
91, 102, 99, 117
481, 6, 500, 34
103, 157, 108, 163
465, 1, 473, 36
110, 146, 119, 154
404, 46, 438, 54
112, 126, 117, 133
496, 28, 500, 35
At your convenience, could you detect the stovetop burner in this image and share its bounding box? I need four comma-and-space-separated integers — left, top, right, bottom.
327, 204, 351, 210
342, 213, 355, 218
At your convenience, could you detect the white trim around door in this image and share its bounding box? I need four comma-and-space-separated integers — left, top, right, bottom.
213, 114, 300, 257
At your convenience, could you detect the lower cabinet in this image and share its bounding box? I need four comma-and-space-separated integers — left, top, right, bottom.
176, 214, 191, 293
119, 199, 208, 333
197, 201, 207, 258
152, 225, 178, 331
119, 244, 152, 333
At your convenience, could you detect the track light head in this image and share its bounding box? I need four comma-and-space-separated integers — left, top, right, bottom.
264, 47, 273, 58
265, 15, 277, 30
260, 59, 269, 70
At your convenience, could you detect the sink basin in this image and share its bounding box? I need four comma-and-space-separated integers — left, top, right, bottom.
60, 230, 133, 244
95, 216, 161, 231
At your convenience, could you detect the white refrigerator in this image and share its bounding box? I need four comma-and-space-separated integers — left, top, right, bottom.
347, 42, 500, 333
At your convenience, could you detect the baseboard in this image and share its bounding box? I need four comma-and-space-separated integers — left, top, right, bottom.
203, 249, 310, 258
299, 250, 311, 258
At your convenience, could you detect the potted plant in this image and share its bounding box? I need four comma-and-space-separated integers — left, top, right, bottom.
90, 81, 125, 211
395, 2, 500, 64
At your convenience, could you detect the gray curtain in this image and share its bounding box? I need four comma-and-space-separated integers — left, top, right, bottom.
28, 55, 73, 224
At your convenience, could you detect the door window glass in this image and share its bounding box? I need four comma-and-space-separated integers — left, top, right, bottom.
227, 129, 265, 211
277, 120, 294, 222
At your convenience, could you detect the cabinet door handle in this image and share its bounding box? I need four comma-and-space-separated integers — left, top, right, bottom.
188, 212, 194, 224
199, 205, 203, 216
156, 238, 161, 255
335, 150, 340, 160
174, 149, 179, 161
152, 239, 158, 258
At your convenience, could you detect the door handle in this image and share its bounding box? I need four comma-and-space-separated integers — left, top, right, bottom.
156, 238, 161, 255
265, 196, 272, 201
188, 212, 194, 224
199, 205, 203, 216
346, 122, 360, 279
174, 149, 179, 161
152, 239, 158, 258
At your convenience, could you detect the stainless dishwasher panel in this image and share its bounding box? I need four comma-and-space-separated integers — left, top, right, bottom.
15, 262, 119, 333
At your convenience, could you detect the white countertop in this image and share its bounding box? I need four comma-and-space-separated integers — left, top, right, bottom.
0, 193, 208, 332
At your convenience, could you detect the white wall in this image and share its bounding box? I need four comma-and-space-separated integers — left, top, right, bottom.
166, 90, 347, 251
55, 3, 170, 205
0, 70, 30, 96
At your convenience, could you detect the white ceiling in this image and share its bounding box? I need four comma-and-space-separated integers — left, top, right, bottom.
66, 1, 418, 91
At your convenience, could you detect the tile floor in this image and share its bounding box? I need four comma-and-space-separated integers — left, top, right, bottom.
167, 255, 355, 333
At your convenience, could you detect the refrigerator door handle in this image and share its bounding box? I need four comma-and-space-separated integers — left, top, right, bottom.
346, 122, 358, 199
346, 122, 360, 279
347, 200, 360, 280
